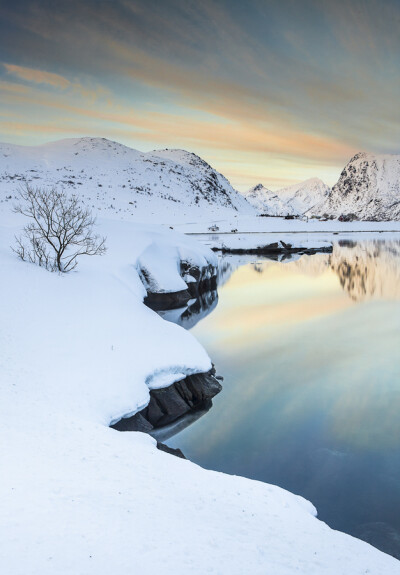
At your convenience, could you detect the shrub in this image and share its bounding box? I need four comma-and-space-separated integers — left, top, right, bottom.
12, 183, 107, 272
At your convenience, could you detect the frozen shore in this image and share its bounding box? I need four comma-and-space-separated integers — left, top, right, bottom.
1, 210, 400, 574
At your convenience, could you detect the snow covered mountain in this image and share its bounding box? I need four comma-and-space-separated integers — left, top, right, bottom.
277, 177, 331, 215
243, 183, 298, 216
0, 137, 255, 222
320, 152, 400, 221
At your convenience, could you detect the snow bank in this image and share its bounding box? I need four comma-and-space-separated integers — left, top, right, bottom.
1, 200, 399, 574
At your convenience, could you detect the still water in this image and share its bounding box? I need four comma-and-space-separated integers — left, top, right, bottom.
168, 239, 400, 558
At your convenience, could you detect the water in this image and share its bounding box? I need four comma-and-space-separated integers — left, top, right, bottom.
168, 239, 400, 558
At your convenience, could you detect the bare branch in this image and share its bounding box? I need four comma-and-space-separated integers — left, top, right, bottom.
12, 183, 107, 273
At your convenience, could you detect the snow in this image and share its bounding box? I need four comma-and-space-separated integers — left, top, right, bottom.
0, 137, 256, 224
174, 213, 400, 236
278, 177, 331, 215
1, 137, 400, 574
241, 179, 330, 217
320, 152, 400, 221
243, 183, 298, 216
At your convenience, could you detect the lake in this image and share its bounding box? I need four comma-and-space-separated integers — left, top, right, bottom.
167, 239, 400, 558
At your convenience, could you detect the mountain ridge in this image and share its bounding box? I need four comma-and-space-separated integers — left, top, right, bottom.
0, 137, 255, 222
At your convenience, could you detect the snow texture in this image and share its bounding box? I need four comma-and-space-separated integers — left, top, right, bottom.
0, 137, 256, 224
1, 137, 400, 574
319, 152, 400, 221
244, 183, 298, 216
277, 177, 331, 215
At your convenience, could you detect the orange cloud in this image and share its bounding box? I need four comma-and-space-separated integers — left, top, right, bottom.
4, 63, 71, 89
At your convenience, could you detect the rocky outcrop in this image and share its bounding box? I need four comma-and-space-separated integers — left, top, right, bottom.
144, 260, 218, 310
320, 152, 400, 221
111, 368, 222, 433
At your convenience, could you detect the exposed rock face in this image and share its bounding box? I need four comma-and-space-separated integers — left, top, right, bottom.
111, 369, 222, 433
320, 152, 400, 221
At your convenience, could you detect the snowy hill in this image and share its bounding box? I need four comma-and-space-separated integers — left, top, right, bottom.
0, 137, 255, 223
243, 183, 298, 216
320, 152, 400, 221
277, 177, 331, 215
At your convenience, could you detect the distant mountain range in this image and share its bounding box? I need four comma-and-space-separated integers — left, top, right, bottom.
244, 178, 330, 217
244, 184, 298, 216
0, 138, 399, 221
244, 154, 400, 221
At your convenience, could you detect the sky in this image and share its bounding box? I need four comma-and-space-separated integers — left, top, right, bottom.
0, 0, 399, 190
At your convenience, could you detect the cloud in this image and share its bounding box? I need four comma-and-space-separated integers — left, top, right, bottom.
3, 63, 71, 89
0, 0, 398, 188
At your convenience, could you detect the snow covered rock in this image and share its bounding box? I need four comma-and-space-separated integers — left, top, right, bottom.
0, 137, 256, 223
112, 368, 222, 432
244, 183, 298, 216
277, 177, 331, 215
320, 152, 400, 221
137, 240, 218, 309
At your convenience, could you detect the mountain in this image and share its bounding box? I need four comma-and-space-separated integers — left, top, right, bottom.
320, 152, 400, 221
277, 177, 331, 215
243, 184, 298, 216
0, 137, 255, 222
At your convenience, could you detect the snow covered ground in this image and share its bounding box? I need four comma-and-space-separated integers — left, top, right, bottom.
1, 202, 400, 574
1, 137, 400, 573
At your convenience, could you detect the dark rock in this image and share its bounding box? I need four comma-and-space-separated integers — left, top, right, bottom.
111, 369, 222, 434
156, 442, 186, 459
111, 412, 153, 432
144, 262, 217, 312
144, 289, 191, 310
338, 213, 358, 222
215, 244, 333, 256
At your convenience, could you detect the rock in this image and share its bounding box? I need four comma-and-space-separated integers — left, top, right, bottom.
111, 412, 154, 432
111, 369, 222, 434
156, 442, 186, 459
144, 289, 191, 310
215, 244, 332, 256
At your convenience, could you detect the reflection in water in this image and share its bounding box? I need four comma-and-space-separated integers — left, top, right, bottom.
167, 239, 400, 559
296, 240, 400, 301
158, 290, 218, 330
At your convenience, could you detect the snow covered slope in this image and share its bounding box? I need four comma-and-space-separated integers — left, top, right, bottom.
244, 183, 298, 216
0, 137, 255, 223
320, 152, 400, 221
1, 208, 399, 574
277, 177, 331, 215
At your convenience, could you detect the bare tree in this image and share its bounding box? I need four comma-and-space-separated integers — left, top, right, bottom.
12, 183, 107, 272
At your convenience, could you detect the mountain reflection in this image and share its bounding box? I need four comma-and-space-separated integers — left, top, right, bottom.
168, 238, 400, 559
237, 240, 400, 302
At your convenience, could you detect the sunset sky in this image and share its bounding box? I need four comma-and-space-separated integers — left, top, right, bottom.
0, 0, 399, 190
